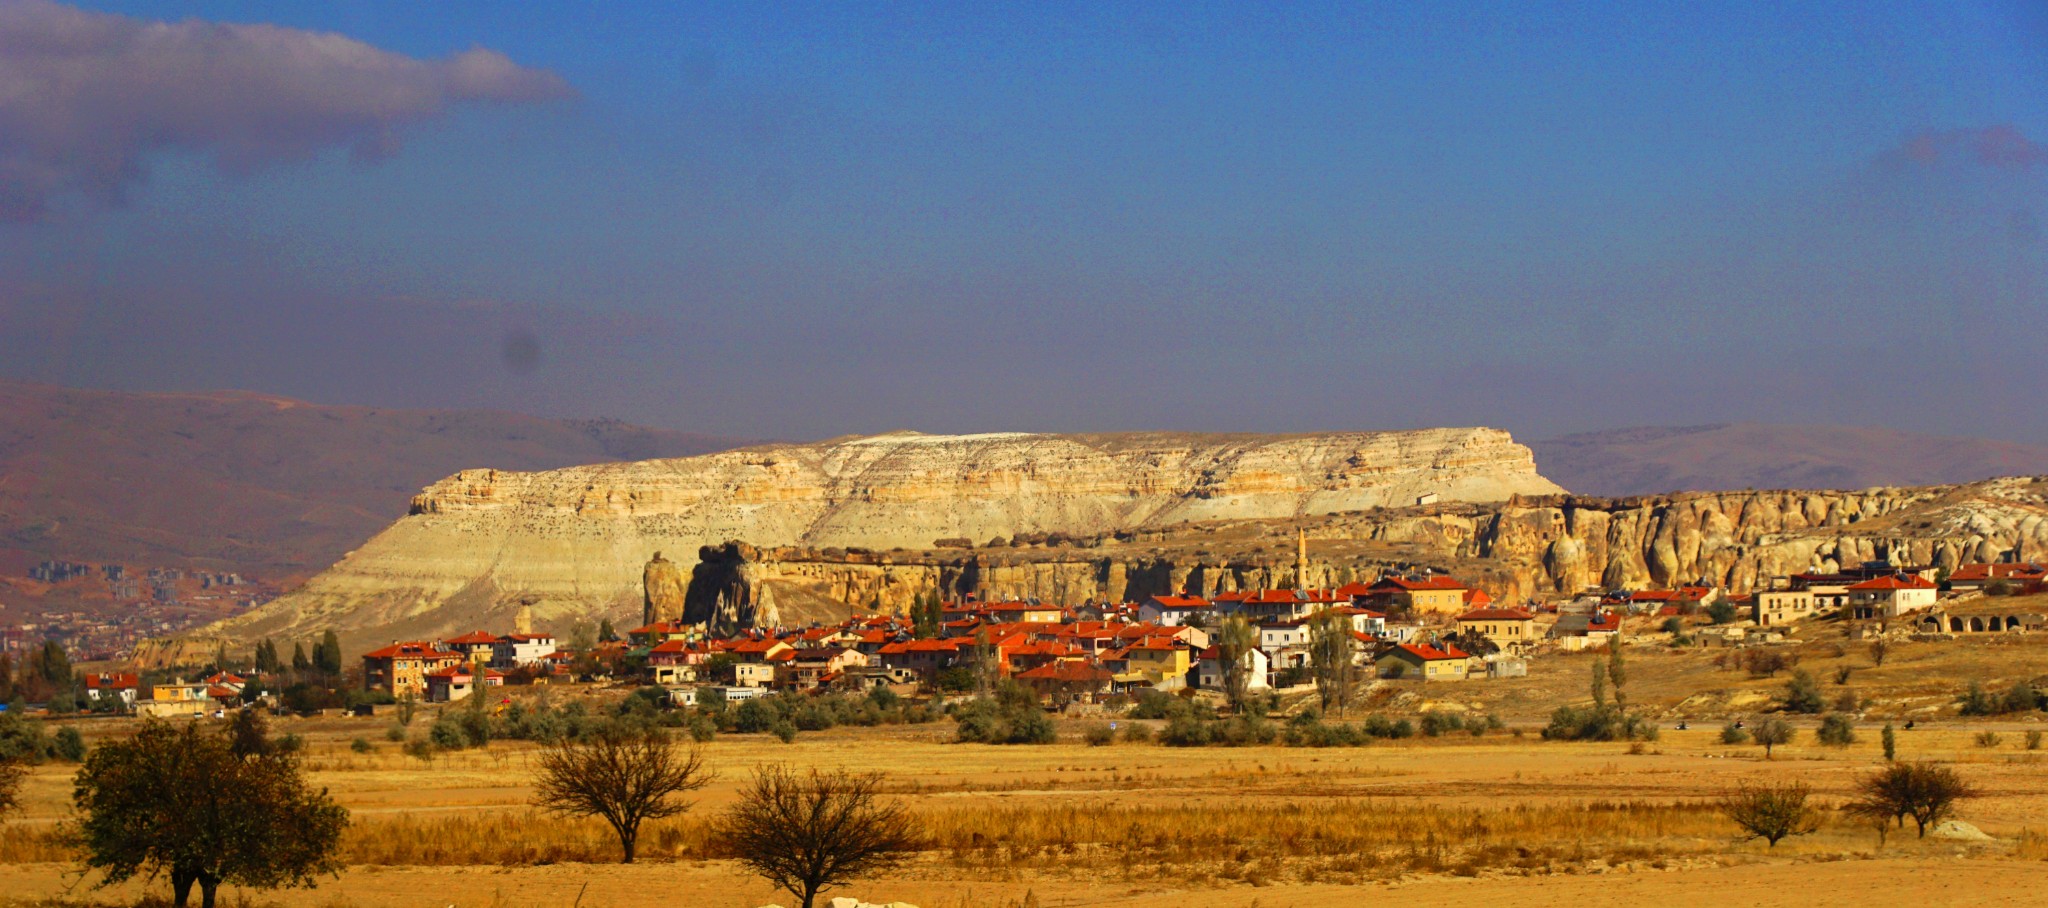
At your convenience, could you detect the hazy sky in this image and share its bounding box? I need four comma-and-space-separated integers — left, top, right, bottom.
2, 1, 2044, 442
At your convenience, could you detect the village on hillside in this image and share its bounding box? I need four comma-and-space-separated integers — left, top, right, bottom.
67, 548, 2048, 718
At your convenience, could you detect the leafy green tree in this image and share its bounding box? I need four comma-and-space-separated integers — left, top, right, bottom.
1213, 615, 1258, 714
290, 642, 310, 674
1608, 644, 1628, 713
1307, 611, 1357, 715
1882, 723, 1897, 762
253, 639, 281, 675
1752, 717, 1794, 758
73, 719, 347, 908
598, 619, 618, 643
314, 631, 343, 676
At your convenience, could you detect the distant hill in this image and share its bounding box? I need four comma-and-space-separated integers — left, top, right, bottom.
0, 381, 751, 581
1531, 423, 2048, 497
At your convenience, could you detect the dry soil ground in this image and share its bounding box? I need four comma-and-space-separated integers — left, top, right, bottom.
1, 708, 2046, 908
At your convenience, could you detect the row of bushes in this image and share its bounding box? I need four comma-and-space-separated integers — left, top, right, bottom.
0, 710, 86, 762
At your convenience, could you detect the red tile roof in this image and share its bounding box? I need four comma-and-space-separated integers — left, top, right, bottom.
1390, 643, 1469, 661
85, 672, 139, 689
363, 642, 458, 660
445, 630, 501, 645
1847, 574, 1937, 591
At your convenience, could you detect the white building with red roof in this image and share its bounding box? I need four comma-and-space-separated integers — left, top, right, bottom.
1137, 594, 1211, 626
1848, 573, 1939, 620
84, 672, 141, 707
424, 663, 504, 703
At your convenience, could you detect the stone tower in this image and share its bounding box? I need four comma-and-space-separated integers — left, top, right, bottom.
1296, 527, 1309, 590
514, 601, 534, 636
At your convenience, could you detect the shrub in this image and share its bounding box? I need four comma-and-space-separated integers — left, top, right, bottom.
2029, 730, 2044, 752
1659, 616, 1684, 635
1959, 680, 2001, 716
1781, 670, 1825, 714
1707, 600, 1739, 625
1121, 722, 1154, 744
1974, 730, 2002, 748
428, 716, 470, 750
1816, 713, 1857, 747
1211, 715, 1278, 747
770, 720, 798, 744
384, 724, 407, 743
1722, 782, 1818, 847
1541, 705, 1656, 742
951, 687, 1055, 745
1419, 711, 1465, 737
350, 737, 373, 754
686, 714, 718, 743
1160, 714, 1213, 747
1082, 723, 1115, 746
2003, 680, 2039, 714
1721, 722, 1751, 745
402, 737, 435, 762
53, 726, 86, 762
1128, 689, 1189, 720
1882, 723, 1897, 761
734, 699, 776, 734
1834, 665, 1854, 685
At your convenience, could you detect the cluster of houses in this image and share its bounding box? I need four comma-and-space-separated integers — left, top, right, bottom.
359, 631, 562, 702
320, 557, 2044, 711
81, 670, 252, 718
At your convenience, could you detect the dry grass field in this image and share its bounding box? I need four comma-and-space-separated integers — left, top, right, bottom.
0, 712, 2045, 906
5, 628, 2048, 907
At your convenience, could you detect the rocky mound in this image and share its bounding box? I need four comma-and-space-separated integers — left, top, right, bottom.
176, 427, 1560, 654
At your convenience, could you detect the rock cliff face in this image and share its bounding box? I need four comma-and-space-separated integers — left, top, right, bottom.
641, 552, 688, 625
180, 428, 1559, 653
675, 477, 2048, 622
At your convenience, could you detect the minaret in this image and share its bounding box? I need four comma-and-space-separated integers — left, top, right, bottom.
1296, 527, 1309, 590
514, 601, 534, 636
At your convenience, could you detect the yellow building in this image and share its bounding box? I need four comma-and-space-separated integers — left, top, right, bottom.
1114, 638, 1191, 690
1376, 643, 1472, 681
1455, 608, 1537, 652
1363, 575, 1472, 614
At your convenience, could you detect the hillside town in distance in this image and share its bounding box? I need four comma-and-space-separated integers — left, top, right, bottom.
62, 545, 2048, 719
9, 559, 272, 662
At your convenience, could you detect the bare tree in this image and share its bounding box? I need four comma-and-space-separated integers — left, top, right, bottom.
532, 727, 709, 863
1752, 717, 1794, 758
1853, 762, 1977, 839
721, 765, 918, 908
1721, 781, 1819, 847
1307, 612, 1357, 715
1868, 638, 1890, 667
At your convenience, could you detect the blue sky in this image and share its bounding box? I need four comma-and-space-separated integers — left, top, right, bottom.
2, 1, 2044, 441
